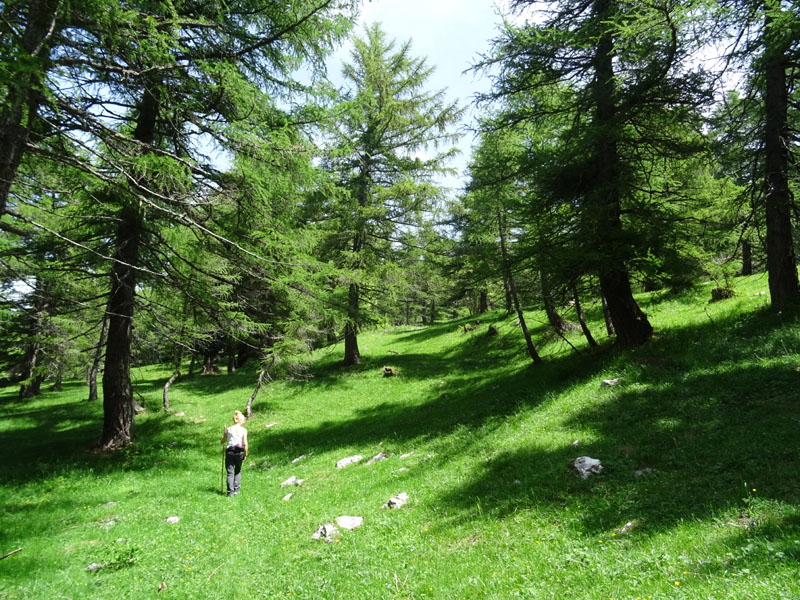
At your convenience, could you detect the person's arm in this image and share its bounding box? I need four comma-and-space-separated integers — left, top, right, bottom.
220, 427, 228, 445
242, 430, 248, 461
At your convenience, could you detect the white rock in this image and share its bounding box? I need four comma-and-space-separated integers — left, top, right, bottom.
292, 454, 307, 463
265, 422, 279, 428
280, 476, 303, 487
86, 563, 103, 572
571, 440, 580, 447
635, 467, 653, 477
311, 524, 337, 541
383, 492, 409, 509
399, 452, 414, 459
100, 520, 115, 530
336, 455, 363, 469
282, 493, 293, 502
366, 452, 388, 465
174, 412, 185, 417
620, 521, 635, 535
335, 516, 363, 530
572, 456, 604, 479
165, 516, 180, 524
103, 501, 117, 507
601, 378, 620, 387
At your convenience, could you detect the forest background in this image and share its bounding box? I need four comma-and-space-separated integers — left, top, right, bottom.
1, 0, 799, 449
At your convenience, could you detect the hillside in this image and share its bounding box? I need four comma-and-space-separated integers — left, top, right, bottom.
1, 273, 799, 600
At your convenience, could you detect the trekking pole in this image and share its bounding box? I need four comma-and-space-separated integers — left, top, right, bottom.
220, 426, 227, 495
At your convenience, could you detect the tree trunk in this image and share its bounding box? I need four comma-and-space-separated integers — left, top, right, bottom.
18, 278, 48, 399
99, 204, 142, 449
245, 355, 274, 419
163, 350, 182, 412
0, 0, 61, 218
87, 313, 108, 402
226, 342, 237, 374
590, 0, 652, 347
478, 289, 489, 313
741, 239, 753, 277
572, 283, 598, 348
503, 277, 513, 315
498, 210, 542, 363
188, 351, 196, 376
541, 270, 573, 334
342, 282, 361, 365
98, 84, 158, 449
429, 298, 436, 324
601, 292, 615, 336
763, 6, 799, 309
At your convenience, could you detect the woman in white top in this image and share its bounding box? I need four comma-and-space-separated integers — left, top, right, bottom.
220, 410, 248, 496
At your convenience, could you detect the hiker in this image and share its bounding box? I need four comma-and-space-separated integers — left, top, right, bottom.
220, 410, 248, 497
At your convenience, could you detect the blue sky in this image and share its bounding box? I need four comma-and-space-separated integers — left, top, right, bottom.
327, 0, 515, 193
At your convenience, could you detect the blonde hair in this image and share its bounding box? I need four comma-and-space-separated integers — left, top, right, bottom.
233, 410, 245, 425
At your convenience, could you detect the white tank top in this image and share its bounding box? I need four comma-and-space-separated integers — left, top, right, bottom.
227, 424, 246, 448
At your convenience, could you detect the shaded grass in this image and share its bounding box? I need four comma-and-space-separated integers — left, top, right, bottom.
1, 273, 799, 599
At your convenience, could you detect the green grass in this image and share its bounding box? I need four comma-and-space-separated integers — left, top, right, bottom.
2, 273, 800, 599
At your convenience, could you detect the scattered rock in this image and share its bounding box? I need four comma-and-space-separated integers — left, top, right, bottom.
387, 350, 399, 355
292, 454, 308, 464
265, 422, 279, 428
336, 455, 363, 469
462, 324, 476, 333
86, 563, 103, 572
174, 412, 185, 417
335, 516, 363, 530
620, 521, 635, 535
634, 466, 653, 477
601, 378, 620, 387
366, 452, 388, 465
311, 524, 337, 542
103, 501, 117, 507
282, 493, 293, 502
158, 581, 167, 592
100, 519, 116, 530
383, 492, 409, 509
165, 516, 180, 524
571, 440, 580, 447
383, 366, 397, 377
168, 442, 177, 447
754, 291, 766, 296
395, 467, 410, 473
399, 452, 414, 459
280, 476, 303, 487
572, 456, 604, 479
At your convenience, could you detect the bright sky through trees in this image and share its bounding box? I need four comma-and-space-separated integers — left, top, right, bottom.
327, 1, 514, 193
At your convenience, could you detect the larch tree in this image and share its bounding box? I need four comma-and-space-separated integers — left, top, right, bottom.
480, 0, 713, 347
320, 23, 462, 365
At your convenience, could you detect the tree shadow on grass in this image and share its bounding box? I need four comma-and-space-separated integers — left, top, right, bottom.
437, 361, 800, 537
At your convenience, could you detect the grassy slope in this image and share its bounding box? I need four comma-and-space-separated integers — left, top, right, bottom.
1, 273, 799, 600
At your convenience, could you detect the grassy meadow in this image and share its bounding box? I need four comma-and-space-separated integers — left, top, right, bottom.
2, 273, 800, 599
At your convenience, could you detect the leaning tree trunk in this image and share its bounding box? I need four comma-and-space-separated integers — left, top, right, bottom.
498, 210, 542, 364
763, 6, 799, 309
601, 292, 615, 336
590, 0, 652, 347
541, 270, 573, 334
342, 282, 361, 365
572, 283, 598, 348
87, 313, 108, 402
0, 0, 61, 219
